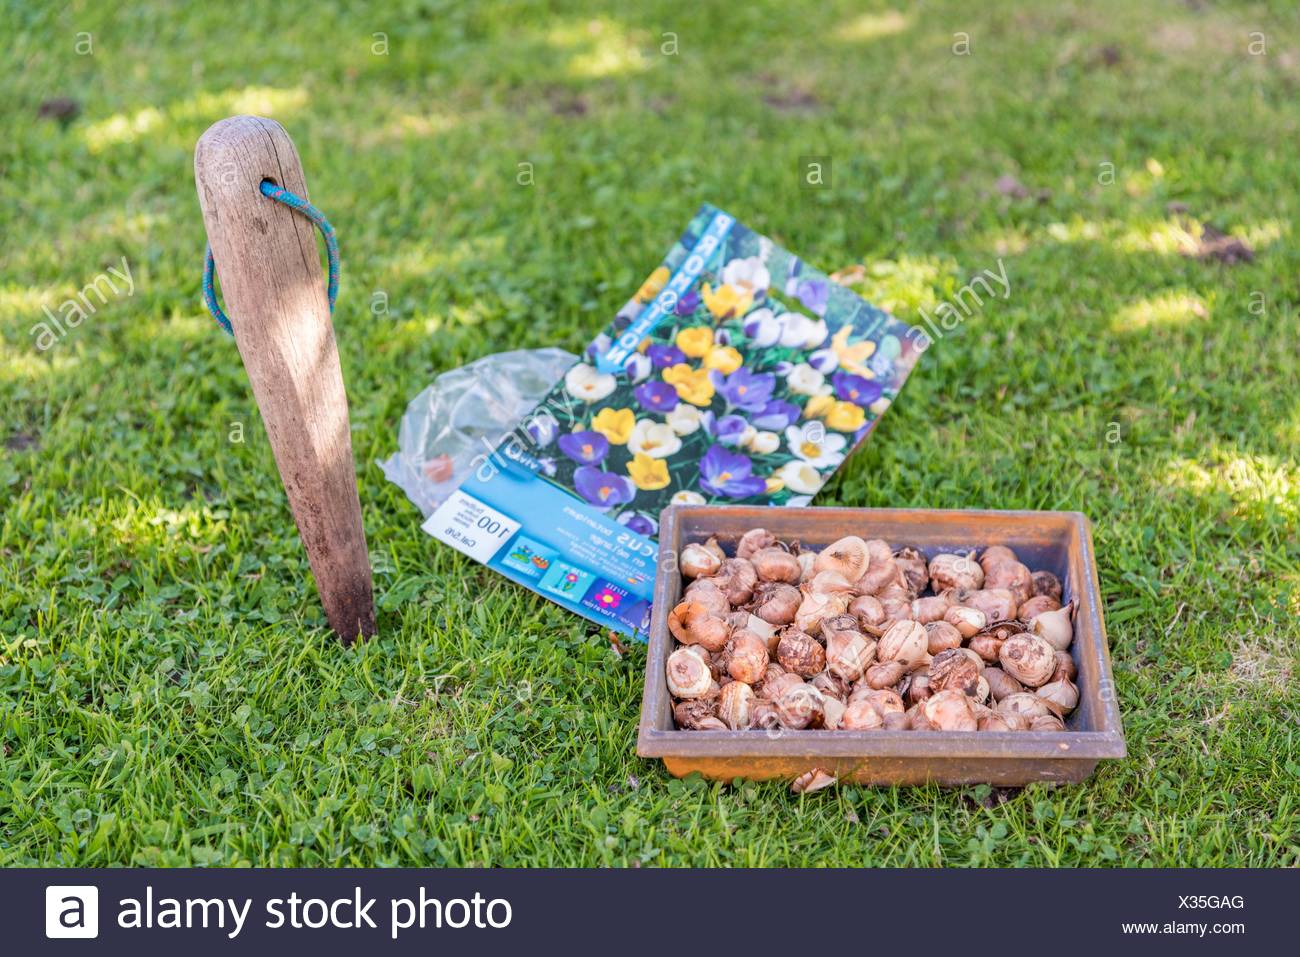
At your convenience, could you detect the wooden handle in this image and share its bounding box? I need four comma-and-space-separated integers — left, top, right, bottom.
194, 115, 376, 643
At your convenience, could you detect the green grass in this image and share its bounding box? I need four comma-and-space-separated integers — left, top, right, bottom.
2, 0, 1298, 867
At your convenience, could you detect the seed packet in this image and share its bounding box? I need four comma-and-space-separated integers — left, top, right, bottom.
422, 204, 923, 634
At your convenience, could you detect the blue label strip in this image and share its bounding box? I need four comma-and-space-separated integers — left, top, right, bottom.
595, 210, 734, 374
452, 463, 657, 635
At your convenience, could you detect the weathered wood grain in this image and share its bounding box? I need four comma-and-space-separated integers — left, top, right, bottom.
194, 115, 375, 643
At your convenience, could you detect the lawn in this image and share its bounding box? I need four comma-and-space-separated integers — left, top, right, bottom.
2, 0, 1298, 867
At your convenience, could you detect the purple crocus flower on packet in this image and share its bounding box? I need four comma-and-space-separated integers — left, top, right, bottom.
832, 371, 883, 407
558, 430, 610, 465
634, 380, 679, 413
750, 399, 801, 431
646, 343, 687, 368
620, 513, 657, 536
711, 367, 775, 414
795, 278, 829, 316
674, 289, 701, 316
525, 412, 559, 448
711, 414, 749, 446
573, 466, 636, 509
698, 445, 768, 499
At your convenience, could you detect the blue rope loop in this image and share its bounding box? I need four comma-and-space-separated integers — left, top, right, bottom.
203, 179, 339, 335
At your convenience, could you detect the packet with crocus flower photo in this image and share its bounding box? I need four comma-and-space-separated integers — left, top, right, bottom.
423, 204, 924, 634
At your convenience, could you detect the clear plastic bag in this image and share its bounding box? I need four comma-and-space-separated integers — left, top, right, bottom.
379, 348, 577, 516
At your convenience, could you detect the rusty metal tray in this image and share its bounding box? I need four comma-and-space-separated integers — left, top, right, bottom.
637, 506, 1126, 786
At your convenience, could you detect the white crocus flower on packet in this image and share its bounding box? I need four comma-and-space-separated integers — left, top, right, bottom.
671, 490, 707, 506
720, 256, 771, 297
564, 363, 616, 402
627, 419, 682, 459
665, 403, 703, 435
785, 362, 826, 396
774, 460, 825, 495
742, 308, 781, 347
785, 424, 846, 468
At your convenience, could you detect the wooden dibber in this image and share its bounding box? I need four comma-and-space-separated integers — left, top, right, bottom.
194, 115, 376, 642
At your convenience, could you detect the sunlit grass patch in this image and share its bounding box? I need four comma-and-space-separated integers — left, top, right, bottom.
833, 10, 910, 43
83, 86, 309, 152
1112, 291, 1208, 331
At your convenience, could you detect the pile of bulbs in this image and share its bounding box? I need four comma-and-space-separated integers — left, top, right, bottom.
667, 530, 1080, 733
